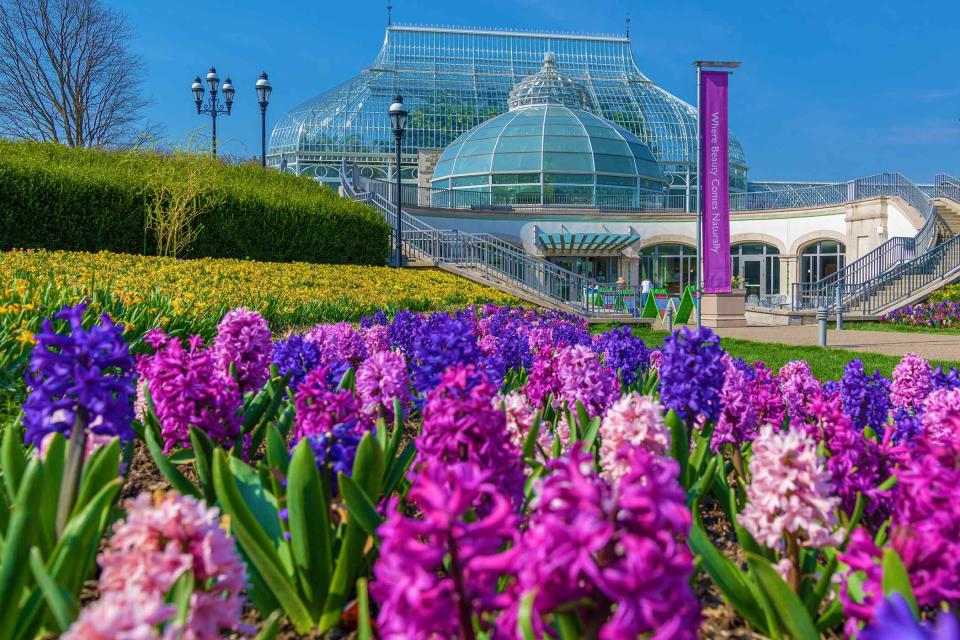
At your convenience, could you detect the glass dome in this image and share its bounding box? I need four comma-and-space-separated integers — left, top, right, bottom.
430, 54, 666, 208
267, 25, 748, 196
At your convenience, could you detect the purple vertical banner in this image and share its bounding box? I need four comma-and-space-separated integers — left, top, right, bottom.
700, 71, 731, 294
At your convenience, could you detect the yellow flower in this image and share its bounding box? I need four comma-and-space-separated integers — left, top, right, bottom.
16, 329, 36, 346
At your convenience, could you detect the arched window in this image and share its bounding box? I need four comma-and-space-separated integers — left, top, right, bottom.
800, 240, 846, 283
639, 243, 696, 294
731, 242, 781, 297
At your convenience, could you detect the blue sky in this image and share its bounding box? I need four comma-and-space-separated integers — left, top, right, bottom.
112, 0, 960, 182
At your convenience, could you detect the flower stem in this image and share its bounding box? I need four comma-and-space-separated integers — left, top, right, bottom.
56, 406, 88, 537
447, 532, 476, 640
785, 531, 801, 594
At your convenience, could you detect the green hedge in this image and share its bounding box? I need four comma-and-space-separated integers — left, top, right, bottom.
0, 141, 391, 265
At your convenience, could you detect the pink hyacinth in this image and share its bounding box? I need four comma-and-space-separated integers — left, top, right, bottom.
356, 350, 409, 421
63, 591, 175, 640
891, 352, 933, 412
599, 392, 669, 482
137, 331, 242, 452
739, 425, 842, 550
94, 491, 248, 640
499, 390, 536, 449
211, 307, 272, 395
555, 344, 620, 419
648, 348, 663, 371
920, 387, 960, 453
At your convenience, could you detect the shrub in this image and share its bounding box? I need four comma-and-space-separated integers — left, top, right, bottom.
0, 140, 390, 265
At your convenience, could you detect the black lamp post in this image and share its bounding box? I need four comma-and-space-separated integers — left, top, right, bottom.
192, 67, 234, 158
388, 94, 408, 268
255, 72, 272, 168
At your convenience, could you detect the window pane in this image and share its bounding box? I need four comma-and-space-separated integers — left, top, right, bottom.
492, 173, 539, 184
452, 175, 489, 187
544, 173, 593, 184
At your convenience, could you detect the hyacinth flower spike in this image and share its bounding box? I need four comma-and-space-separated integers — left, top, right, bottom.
23, 304, 135, 535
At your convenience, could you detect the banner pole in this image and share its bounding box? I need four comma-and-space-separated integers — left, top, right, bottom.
695, 63, 703, 330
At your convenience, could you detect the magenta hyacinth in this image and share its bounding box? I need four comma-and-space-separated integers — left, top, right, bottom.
355, 350, 409, 421
211, 307, 272, 395
779, 360, 823, 425
137, 331, 242, 452
416, 364, 525, 507
554, 344, 620, 419
93, 491, 248, 639
920, 387, 960, 453
500, 444, 700, 639
362, 324, 391, 354
523, 348, 561, 409
305, 322, 369, 368
293, 366, 368, 442
891, 352, 933, 412
372, 461, 518, 639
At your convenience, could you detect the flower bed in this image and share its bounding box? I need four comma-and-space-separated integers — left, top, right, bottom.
880, 300, 960, 329
3, 303, 959, 638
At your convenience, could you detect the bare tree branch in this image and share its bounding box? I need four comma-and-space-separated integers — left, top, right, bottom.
0, 0, 145, 147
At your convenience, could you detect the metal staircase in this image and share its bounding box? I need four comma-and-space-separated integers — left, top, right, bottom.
793, 173, 960, 316
340, 165, 630, 317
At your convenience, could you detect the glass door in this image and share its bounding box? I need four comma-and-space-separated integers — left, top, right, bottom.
742, 257, 763, 300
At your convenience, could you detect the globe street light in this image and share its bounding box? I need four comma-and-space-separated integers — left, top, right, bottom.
255, 72, 272, 168
388, 94, 408, 268
192, 66, 233, 158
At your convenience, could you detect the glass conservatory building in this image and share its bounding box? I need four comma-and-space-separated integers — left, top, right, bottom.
268, 24, 749, 195
429, 53, 667, 209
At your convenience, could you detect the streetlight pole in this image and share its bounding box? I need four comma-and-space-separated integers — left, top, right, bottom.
388, 95, 408, 268
192, 67, 234, 158
256, 72, 272, 168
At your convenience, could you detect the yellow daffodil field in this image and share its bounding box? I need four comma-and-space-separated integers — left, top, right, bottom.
0, 249, 519, 398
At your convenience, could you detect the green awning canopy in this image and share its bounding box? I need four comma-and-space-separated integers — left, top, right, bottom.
537, 232, 640, 254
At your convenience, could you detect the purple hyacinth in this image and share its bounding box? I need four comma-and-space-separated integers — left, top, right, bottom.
23, 304, 135, 447
305, 423, 363, 479
212, 307, 272, 395
388, 309, 423, 360
659, 327, 726, 424
712, 356, 758, 452
359, 309, 388, 329
137, 331, 242, 452
860, 593, 960, 640
372, 461, 518, 639
892, 408, 923, 445
555, 344, 620, 419
932, 366, 960, 391
499, 444, 700, 639
840, 359, 891, 433
416, 364, 524, 508
292, 366, 368, 442
891, 352, 933, 412
593, 326, 649, 386
410, 313, 483, 395
355, 350, 409, 421
477, 306, 533, 372
270, 334, 321, 387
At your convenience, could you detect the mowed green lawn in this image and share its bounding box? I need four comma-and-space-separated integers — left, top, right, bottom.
605, 324, 960, 380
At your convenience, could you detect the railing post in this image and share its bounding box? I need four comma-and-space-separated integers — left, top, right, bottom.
666, 305, 674, 333
835, 285, 843, 330
817, 307, 829, 346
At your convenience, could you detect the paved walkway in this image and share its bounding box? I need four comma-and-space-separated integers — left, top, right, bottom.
713, 326, 960, 362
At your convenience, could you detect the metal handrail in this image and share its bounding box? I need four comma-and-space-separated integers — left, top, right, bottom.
936, 173, 960, 203
342, 163, 637, 316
